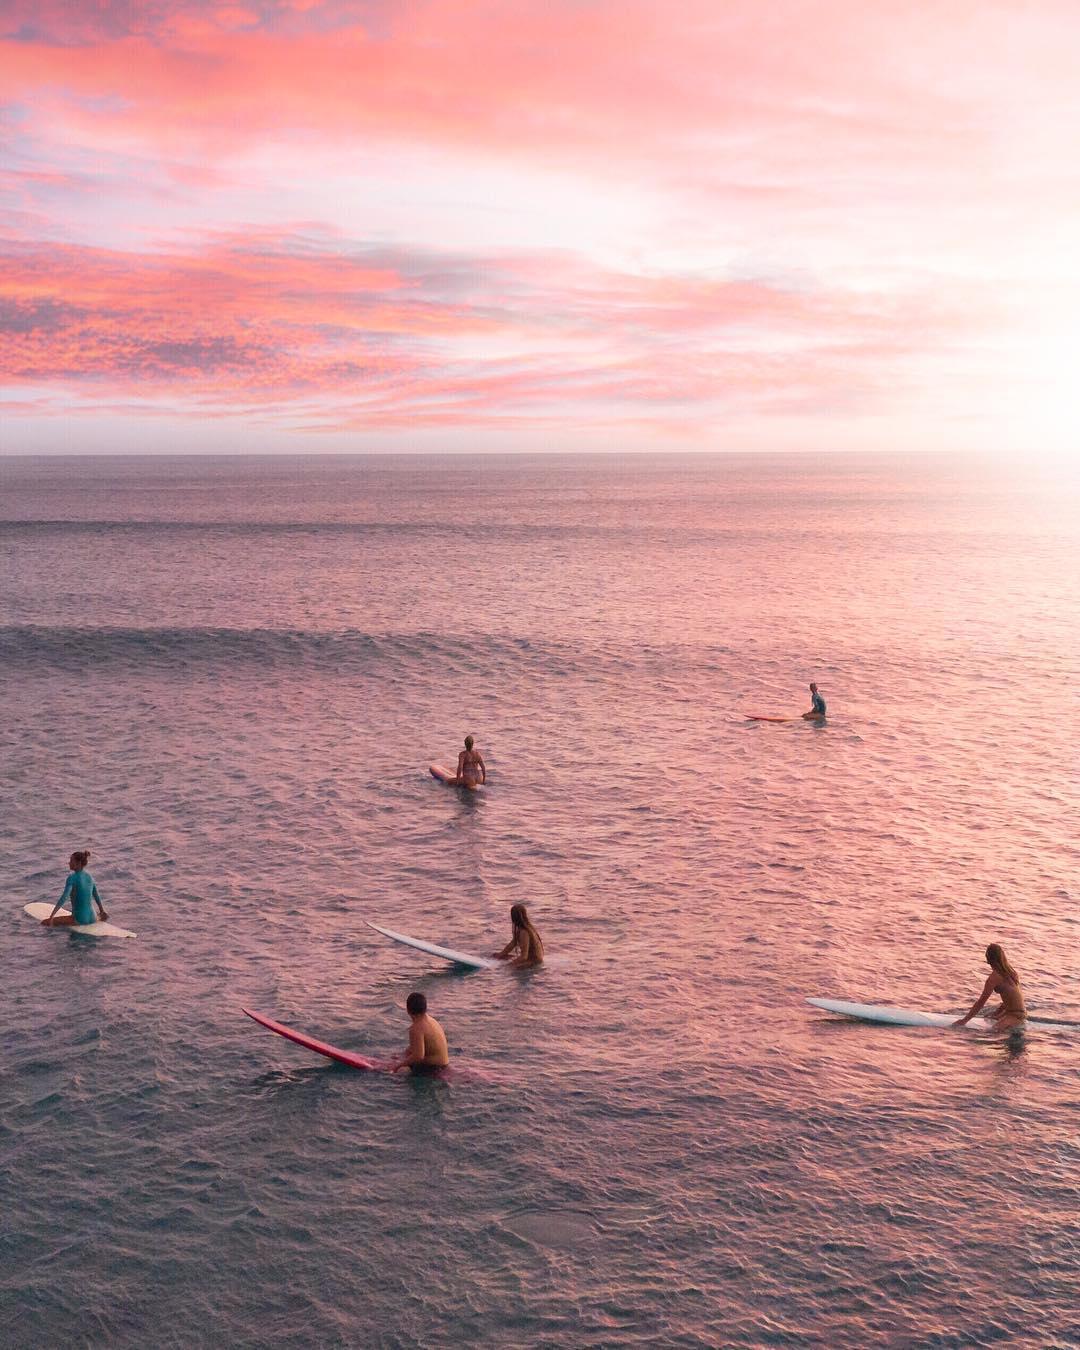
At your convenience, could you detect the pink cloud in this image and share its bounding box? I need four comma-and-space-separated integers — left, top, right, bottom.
2, 2, 1079, 449
0, 3, 1013, 175
4, 3, 1078, 199
0, 229, 995, 433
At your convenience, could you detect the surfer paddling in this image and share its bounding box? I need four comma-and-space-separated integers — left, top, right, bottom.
953, 944, 1026, 1030
802, 682, 827, 720
493, 904, 544, 968
391, 992, 450, 1075
43, 850, 108, 927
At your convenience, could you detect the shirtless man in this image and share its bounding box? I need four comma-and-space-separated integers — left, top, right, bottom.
455, 735, 486, 787
391, 992, 449, 1075
802, 682, 827, 720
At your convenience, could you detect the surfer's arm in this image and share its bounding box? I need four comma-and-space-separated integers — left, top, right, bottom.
477, 753, 486, 783
92, 882, 108, 920
493, 936, 517, 959
392, 1023, 426, 1071
953, 976, 995, 1026
45, 875, 74, 924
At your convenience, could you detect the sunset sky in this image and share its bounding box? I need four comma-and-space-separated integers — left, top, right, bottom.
3, 0, 1080, 454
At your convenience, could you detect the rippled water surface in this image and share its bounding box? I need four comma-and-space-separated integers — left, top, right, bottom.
2, 453, 1078, 1347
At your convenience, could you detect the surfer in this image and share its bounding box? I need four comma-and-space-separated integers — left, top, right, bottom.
44, 850, 108, 927
493, 904, 544, 968
429, 735, 486, 789
802, 682, 827, 720
953, 944, 1027, 1030
391, 992, 450, 1075
453, 735, 486, 787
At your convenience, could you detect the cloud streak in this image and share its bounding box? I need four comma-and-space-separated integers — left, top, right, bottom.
0, 230, 995, 435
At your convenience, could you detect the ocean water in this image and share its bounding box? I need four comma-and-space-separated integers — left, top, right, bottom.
1, 452, 1078, 1348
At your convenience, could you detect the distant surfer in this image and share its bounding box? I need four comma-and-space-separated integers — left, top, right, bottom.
802, 682, 827, 720
453, 735, 486, 787
43, 850, 109, 927
391, 992, 450, 1075
429, 735, 487, 789
953, 944, 1026, 1030
493, 904, 545, 968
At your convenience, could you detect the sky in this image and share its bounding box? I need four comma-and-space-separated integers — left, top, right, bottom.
2, 0, 1080, 455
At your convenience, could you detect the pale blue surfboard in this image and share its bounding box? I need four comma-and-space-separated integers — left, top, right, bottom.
808, 998, 957, 1027
808, 997, 1078, 1030
366, 921, 498, 970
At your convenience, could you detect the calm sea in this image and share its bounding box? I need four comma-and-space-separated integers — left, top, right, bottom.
2, 453, 1078, 1347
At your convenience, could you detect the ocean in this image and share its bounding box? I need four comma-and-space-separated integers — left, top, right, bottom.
2, 452, 1078, 1347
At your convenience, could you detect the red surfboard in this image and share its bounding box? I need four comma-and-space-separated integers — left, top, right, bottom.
745, 715, 794, 722
242, 1007, 381, 1071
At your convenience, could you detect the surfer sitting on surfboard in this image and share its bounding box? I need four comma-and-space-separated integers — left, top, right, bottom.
802, 683, 827, 720
430, 735, 486, 788
454, 735, 486, 787
493, 904, 544, 968
953, 944, 1026, 1030
390, 992, 450, 1075
43, 850, 109, 927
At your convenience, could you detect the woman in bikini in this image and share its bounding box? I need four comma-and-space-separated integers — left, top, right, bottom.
454, 735, 486, 788
493, 904, 544, 968
953, 944, 1026, 1030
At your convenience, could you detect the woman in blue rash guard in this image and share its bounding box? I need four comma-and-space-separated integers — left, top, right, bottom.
44, 850, 108, 927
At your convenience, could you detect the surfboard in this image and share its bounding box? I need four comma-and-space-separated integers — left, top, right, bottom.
242, 1007, 380, 1071
25, 902, 136, 939
808, 998, 958, 1027
366, 920, 499, 970
745, 715, 794, 723
429, 764, 481, 789
808, 997, 1078, 1030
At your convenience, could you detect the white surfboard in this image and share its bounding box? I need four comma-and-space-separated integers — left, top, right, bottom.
808, 997, 1078, 1031
808, 998, 958, 1027
365, 921, 498, 970
25, 902, 136, 939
